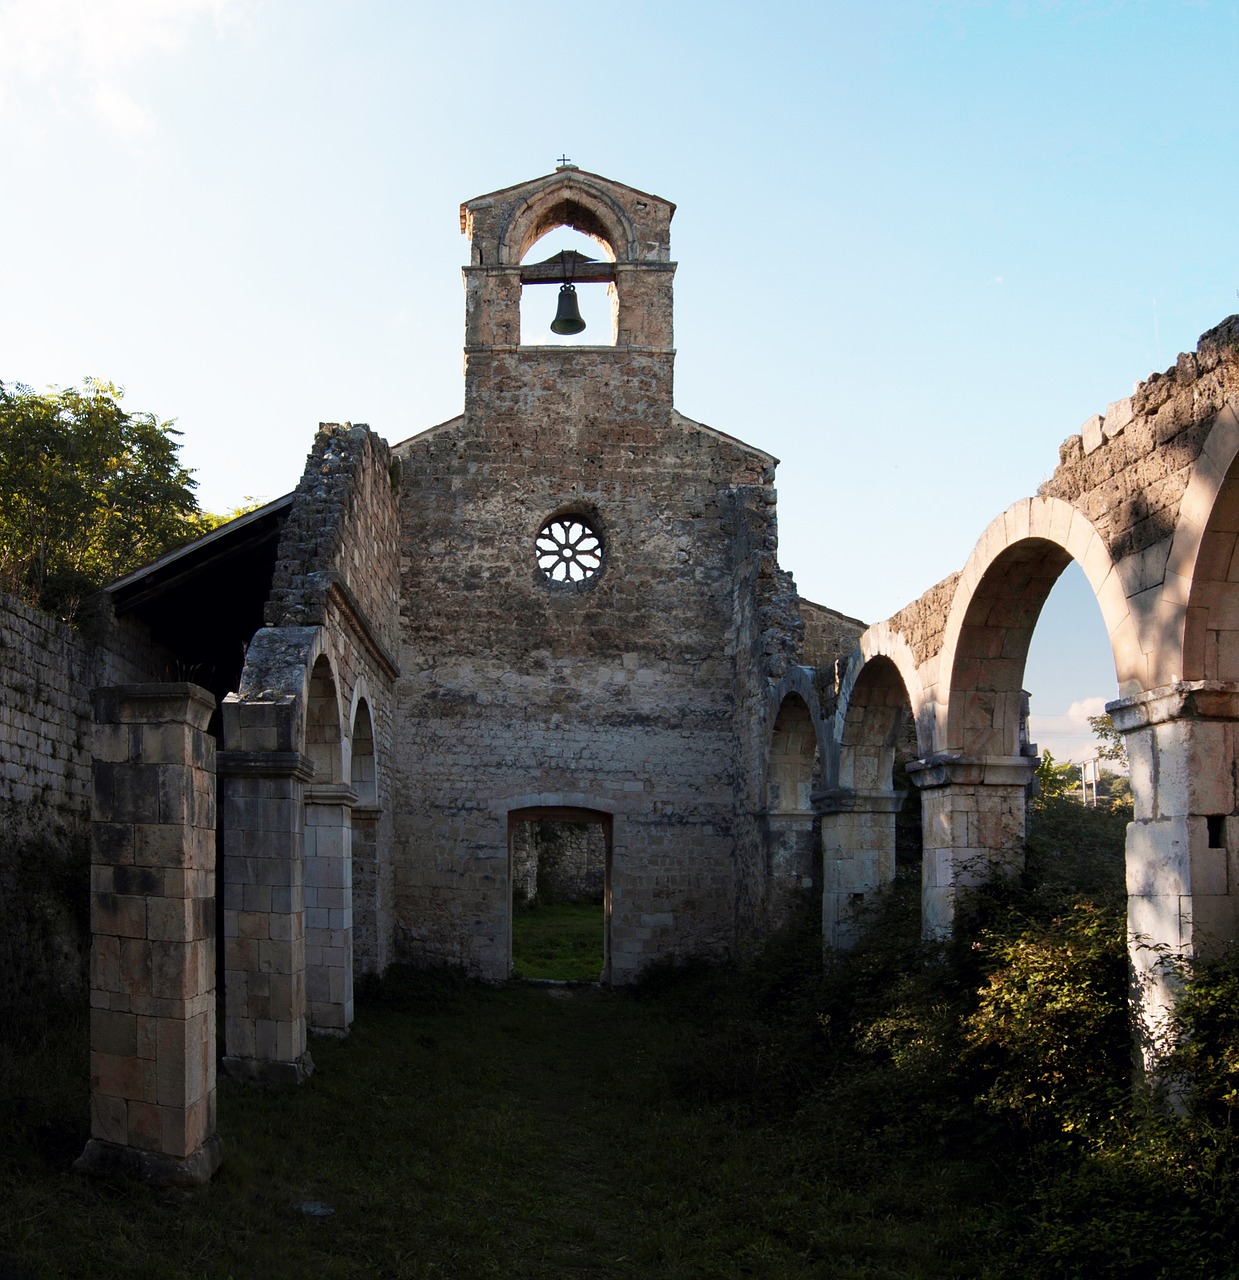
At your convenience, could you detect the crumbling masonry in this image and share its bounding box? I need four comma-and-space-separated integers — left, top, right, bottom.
5, 166, 1239, 1180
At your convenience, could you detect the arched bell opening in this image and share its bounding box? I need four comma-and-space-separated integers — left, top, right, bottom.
518, 225, 617, 347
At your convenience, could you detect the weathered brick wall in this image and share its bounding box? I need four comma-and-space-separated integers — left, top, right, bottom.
0, 592, 177, 1009
391, 348, 783, 980
800, 599, 866, 672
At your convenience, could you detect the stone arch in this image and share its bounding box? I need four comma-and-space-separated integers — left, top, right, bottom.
937, 497, 1132, 755
822, 649, 919, 948
765, 689, 820, 929
1168, 403, 1239, 683
349, 692, 377, 804
303, 651, 354, 1034
500, 174, 636, 266
305, 653, 344, 784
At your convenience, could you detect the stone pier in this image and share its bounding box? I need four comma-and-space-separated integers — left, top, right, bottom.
218, 698, 314, 1084
1110, 682, 1239, 1068
75, 684, 223, 1187
817, 788, 903, 948
907, 754, 1034, 940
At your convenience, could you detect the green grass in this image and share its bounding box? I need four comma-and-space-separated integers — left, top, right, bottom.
512, 901, 604, 981
0, 962, 1005, 1280
4, 893, 1238, 1279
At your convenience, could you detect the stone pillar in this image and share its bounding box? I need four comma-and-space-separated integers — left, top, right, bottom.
75, 684, 223, 1187
817, 789, 903, 949
1109, 682, 1239, 1068
351, 803, 389, 976
218, 697, 314, 1085
906, 755, 1034, 940
765, 812, 818, 930
304, 782, 357, 1034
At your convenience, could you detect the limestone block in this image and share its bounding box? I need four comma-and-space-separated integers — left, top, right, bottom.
1126, 817, 1190, 897
1081, 414, 1105, 455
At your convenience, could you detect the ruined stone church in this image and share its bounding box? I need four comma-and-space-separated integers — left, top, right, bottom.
9, 162, 1239, 1183
87, 164, 859, 1094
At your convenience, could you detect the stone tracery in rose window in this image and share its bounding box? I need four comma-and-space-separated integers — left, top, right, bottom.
536, 516, 603, 584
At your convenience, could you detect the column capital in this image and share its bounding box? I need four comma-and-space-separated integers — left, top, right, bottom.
1108, 681, 1239, 733
217, 750, 314, 781
92, 683, 215, 731
905, 753, 1035, 790
304, 782, 360, 807
814, 788, 906, 815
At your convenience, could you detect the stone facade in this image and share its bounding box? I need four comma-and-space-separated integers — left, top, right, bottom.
13, 165, 1239, 1151
386, 167, 814, 983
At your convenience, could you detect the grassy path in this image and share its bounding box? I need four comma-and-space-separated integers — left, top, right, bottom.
0, 970, 997, 1279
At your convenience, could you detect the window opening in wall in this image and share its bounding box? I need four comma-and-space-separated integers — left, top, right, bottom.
519, 227, 615, 346
1207, 814, 1227, 848
536, 515, 603, 584
509, 808, 610, 981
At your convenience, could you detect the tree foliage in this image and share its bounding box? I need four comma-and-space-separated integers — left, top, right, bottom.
0, 379, 202, 617
1087, 712, 1128, 766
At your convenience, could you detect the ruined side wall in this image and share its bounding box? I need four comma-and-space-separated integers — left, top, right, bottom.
392, 353, 779, 981
232, 422, 402, 977
0, 591, 178, 1008
1040, 316, 1239, 564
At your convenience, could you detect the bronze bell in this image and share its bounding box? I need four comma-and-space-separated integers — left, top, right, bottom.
550, 283, 586, 335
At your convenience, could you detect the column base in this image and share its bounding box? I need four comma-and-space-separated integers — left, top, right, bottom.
221, 1051, 315, 1086
74, 1134, 224, 1188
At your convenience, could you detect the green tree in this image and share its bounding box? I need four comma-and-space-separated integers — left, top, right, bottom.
1086, 711, 1128, 767
1034, 750, 1077, 805
0, 379, 202, 618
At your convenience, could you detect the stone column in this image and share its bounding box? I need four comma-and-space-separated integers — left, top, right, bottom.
906, 754, 1034, 940
304, 782, 357, 1034
75, 683, 223, 1187
1109, 682, 1239, 1068
817, 789, 903, 949
218, 697, 314, 1084
351, 803, 389, 976
765, 812, 818, 931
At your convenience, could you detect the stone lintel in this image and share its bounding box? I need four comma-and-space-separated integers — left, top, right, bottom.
75, 1133, 224, 1188
304, 782, 360, 807
463, 344, 675, 357
217, 750, 315, 781
1108, 680, 1239, 732
905, 754, 1035, 790
221, 1052, 314, 1087
92, 683, 216, 731
814, 789, 907, 815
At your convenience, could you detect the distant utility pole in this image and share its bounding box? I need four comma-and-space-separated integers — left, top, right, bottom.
1080, 756, 1100, 807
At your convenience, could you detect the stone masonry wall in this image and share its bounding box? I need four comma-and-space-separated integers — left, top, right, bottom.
392, 348, 780, 982
1041, 316, 1239, 564
0, 591, 177, 1010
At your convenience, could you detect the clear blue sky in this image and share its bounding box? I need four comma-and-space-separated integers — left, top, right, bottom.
3, 0, 1236, 762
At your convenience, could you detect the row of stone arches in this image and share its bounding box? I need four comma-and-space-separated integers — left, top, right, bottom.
819, 401, 1239, 1047
218, 643, 389, 1081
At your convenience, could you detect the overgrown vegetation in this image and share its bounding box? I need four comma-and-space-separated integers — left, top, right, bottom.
4, 793, 1239, 1276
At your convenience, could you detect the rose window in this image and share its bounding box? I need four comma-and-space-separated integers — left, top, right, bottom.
536, 516, 603, 584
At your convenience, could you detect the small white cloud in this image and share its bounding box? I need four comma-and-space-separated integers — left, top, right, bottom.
1029, 695, 1112, 765
989, 275, 1005, 286
0, 0, 253, 142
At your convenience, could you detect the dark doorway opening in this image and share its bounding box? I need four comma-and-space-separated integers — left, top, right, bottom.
508, 807, 611, 982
